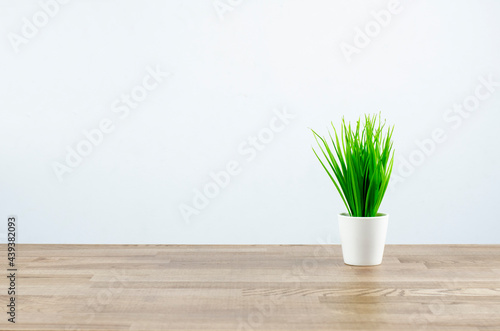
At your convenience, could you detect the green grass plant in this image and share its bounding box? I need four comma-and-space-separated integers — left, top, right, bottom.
311, 114, 395, 217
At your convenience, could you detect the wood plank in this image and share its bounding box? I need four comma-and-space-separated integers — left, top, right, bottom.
0, 244, 499, 330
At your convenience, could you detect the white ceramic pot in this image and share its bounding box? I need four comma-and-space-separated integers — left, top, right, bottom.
338, 213, 388, 266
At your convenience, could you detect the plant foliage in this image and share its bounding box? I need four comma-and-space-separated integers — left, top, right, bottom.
311, 114, 395, 217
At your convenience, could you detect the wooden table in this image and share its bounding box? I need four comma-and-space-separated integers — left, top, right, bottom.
1, 245, 499, 330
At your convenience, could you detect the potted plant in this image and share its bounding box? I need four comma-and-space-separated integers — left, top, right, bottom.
311, 114, 395, 266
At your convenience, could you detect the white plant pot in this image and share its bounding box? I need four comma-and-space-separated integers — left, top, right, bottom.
338, 213, 388, 266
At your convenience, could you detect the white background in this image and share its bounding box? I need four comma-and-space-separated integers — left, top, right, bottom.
1, 0, 499, 244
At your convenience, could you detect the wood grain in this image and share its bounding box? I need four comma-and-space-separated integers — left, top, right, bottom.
1, 245, 499, 330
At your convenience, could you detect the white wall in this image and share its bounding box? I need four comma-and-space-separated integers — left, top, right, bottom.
1, 0, 499, 244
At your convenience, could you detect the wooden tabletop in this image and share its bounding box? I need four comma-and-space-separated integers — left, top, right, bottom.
1, 244, 499, 330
